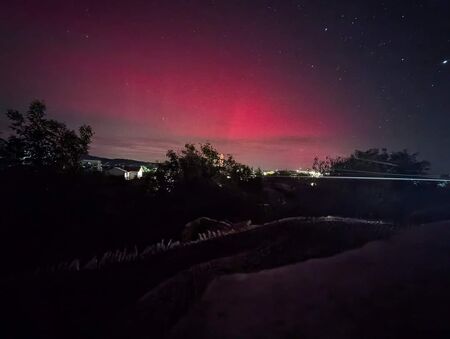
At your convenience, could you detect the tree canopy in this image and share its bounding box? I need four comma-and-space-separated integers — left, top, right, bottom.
151, 142, 256, 192
313, 148, 430, 176
0, 100, 93, 170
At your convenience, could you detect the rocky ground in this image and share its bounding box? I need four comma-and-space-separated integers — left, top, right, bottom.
1, 217, 398, 339
169, 221, 450, 339
127, 217, 397, 338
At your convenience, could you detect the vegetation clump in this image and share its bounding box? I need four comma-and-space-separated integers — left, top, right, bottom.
1, 100, 93, 171
313, 148, 430, 176
150, 142, 260, 193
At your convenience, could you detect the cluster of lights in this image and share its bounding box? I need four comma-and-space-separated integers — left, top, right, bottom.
262, 169, 323, 177
296, 169, 323, 178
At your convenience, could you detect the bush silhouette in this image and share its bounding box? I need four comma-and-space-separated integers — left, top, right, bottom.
313, 148, 430, 175
152, 142, 258, 193
1, 100, 93, 170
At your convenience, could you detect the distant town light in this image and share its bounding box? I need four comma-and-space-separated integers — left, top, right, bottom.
263, 170, 275, 176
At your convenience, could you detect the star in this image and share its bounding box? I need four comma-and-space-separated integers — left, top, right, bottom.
443, 60, 448, 65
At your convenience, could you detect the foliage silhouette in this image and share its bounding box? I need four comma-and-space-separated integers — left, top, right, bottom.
151, 142, 257, 193
313, 148, 430, 175
1, 100, 93, 170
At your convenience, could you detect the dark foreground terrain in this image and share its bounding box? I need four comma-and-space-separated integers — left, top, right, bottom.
2, 171, 450, 338
2, 168, 450, 276
2, 217, 396, 338
2, 216, 450, 338
171, 221, 450, 339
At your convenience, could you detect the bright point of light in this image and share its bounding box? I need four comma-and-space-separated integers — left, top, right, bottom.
443, 60, 448, 64
263, 170, 275, 176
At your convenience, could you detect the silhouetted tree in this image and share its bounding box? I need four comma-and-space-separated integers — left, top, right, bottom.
152, 142, 255, 192
313, 148, 430, 175
1, 100, 93, 170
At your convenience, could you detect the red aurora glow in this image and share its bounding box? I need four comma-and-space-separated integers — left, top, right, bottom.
0, 1, 372, 169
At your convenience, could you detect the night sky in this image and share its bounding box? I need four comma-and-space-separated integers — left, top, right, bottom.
1, 1, 450, 172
